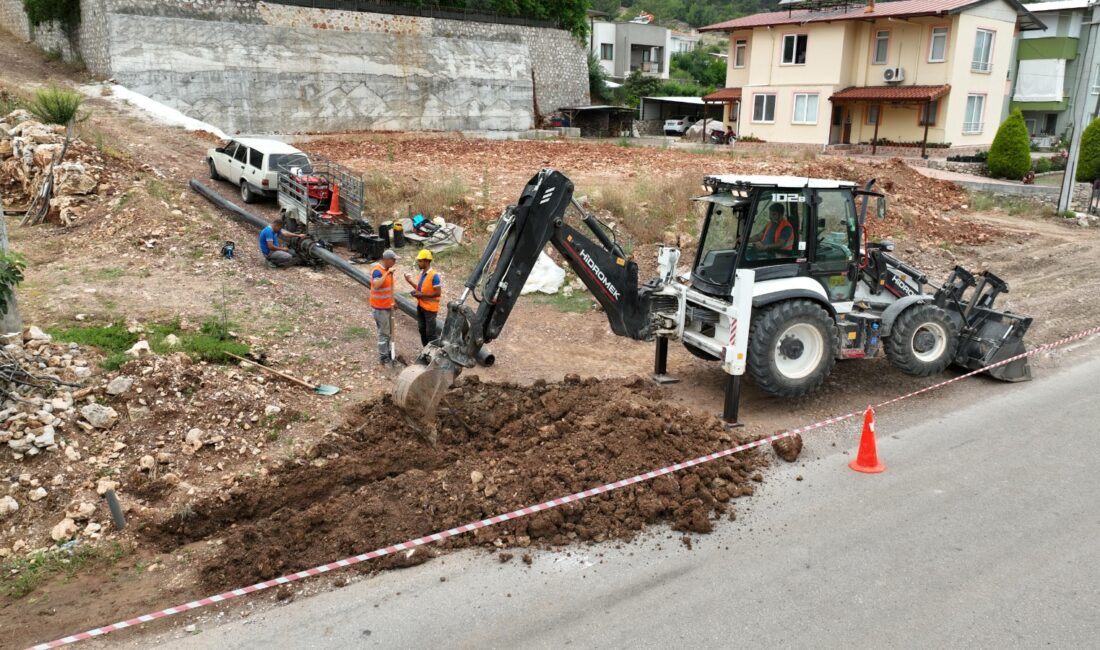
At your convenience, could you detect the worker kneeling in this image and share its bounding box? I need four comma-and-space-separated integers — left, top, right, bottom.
405, 249, 441, 346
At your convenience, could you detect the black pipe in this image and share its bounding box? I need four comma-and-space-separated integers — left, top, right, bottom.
190, 180, 494, 367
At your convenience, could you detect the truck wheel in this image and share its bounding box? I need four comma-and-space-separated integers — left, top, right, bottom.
747, 300, 838, 398
240, 181, 257, 204
886, 304, 958, 377
683, 341, 719, 361
208, 159, 222, 181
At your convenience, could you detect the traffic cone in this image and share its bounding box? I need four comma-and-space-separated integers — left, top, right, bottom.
848, 407, 885, 474
325, 181, 343, 217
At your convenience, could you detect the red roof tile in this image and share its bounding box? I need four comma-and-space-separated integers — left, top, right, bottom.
701, 0, 1039, 32
830, 84, 951, 102
703, 88, 742, 102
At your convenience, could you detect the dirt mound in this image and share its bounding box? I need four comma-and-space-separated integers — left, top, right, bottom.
140, 375, 767, 589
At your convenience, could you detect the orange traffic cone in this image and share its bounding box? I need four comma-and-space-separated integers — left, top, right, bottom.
848, 407, 885, 474
325, 182, 343, 217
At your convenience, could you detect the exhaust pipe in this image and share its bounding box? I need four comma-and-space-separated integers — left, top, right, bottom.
189, 180, 494, 366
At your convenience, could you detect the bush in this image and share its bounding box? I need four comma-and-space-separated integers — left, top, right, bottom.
1076, 118, 1100, 182
26, 86, 83, 125
1034, 157, 1053, 174
587, 52, 610, 104
987, 109, 1032, 179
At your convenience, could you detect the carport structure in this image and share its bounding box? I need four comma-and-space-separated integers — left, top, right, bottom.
702, 87, 742, 140
828, 84, 951, 158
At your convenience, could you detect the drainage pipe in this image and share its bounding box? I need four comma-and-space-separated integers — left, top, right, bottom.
190, 180, 494, 367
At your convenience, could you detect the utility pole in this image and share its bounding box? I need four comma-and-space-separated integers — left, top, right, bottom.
1059, 2, 1100, 212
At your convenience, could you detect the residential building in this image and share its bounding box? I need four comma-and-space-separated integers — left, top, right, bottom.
1013, 0, 1098, 141
701, 0, 1044, 152
671, 30, 702, 53
591, 20, 672, 81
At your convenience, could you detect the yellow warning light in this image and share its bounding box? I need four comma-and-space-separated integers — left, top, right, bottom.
847, 332, 857, 340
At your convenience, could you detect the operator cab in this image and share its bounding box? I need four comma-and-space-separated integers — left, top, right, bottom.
691, 175, 873, 303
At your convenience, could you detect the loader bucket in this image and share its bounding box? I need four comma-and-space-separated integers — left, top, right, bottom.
953, 311, 1033, 382
394, 357, 459, 424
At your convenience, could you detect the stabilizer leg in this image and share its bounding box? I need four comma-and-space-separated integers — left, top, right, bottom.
722, 373, 744, 429
653, 336, 680, 385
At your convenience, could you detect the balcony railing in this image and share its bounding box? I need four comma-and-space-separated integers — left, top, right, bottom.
962, 121, 984, 134
971, 60, 992, 73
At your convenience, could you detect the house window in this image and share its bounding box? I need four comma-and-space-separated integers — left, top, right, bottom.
1024, 118, 1037, 135
792, 93, 819, 124
752, 94, 776, 122
873, 30, 889, 65
734, 39, 747, 68
867, 104, 880, 125
919, 100, 939, 126
929, 26, 948, 63
972, 29, 994, 73
963, 94, 985, 134
781, 34, 808, 65
1091, 63, 1100, 94
600, 43, 613, 61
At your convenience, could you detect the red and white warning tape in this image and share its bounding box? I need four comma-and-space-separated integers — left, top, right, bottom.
28, 325, 1100, 650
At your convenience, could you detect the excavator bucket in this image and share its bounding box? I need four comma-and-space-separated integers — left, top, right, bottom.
955, 313, 1033, 382
393, 357, 459, 425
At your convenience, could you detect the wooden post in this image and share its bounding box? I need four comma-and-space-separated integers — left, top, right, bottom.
871, 102, 881, 155
702, 102, 708, 143
0, 185, 21, 334
921, 100, 931, 159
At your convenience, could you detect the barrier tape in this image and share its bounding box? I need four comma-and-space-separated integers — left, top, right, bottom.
29, 325, 1100, 650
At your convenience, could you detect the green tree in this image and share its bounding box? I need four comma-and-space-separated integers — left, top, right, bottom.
670, 45, 727, 87
614, 70, 663, 107
588, 52, 611, 103
987, 109, 1031, 180
1076, 117, 1100, 182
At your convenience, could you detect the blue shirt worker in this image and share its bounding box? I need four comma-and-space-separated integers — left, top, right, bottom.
404, 249, 441, 346
259, 218, 304, 268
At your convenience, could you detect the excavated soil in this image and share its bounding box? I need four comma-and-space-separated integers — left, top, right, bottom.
139, 375, 767, 590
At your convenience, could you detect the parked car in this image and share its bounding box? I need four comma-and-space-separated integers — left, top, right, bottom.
206, 138, 312, 204
663, 115, 694, 136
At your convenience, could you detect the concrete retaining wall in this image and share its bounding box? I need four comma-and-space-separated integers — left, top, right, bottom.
0, 0, 589, 134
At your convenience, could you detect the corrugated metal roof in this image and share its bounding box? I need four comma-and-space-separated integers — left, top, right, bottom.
701, 0, 1043, 31
830, 84, 952, 102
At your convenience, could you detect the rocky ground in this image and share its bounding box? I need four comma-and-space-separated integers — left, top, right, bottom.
1, 32, 1100, 650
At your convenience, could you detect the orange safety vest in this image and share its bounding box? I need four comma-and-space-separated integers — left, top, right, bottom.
762, 218, 795, 252
370, 262, 394, 309
416, 268, 441, 313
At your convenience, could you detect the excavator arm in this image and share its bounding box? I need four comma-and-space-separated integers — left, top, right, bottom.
394, 169, 654, 419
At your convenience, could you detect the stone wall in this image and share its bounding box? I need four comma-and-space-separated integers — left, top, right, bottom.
0, 0, 588, 133
109, 13, 536, 133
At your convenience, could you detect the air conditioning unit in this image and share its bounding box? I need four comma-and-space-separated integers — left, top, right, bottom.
883, 67, 905, 83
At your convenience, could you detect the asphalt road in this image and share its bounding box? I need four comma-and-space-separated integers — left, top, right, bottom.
116, 352, 1100, 649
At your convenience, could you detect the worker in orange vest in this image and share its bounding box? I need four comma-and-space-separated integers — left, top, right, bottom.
370, 249, 398, 365
752, 203, 796, 254
405, 249, 441, 346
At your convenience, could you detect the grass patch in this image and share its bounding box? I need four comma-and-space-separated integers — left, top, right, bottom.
531, 289, 594, 313
362, 172, 469, 222
2, 542, 129, 600
589, 172, 702, 245
26, 85, 84, 125
344, 326, 372, 340
0, 88, 26, 116
94, 267, 127, 280
967, 191, 1056, 218
145, 178, 173, 204
48, 318, 249, 367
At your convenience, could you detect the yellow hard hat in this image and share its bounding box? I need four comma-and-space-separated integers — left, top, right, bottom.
416, 249, 433, 261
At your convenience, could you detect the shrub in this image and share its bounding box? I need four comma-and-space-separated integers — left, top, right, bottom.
26, 86, 83, 125
1076, 117, 1100, 182
1034, 157, 1053, 174
987, 109, 1032, 179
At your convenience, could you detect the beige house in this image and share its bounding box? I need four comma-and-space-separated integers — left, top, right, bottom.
701, 0, 1043, 154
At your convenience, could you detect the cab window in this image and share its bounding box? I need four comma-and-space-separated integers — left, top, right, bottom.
695, 200, 744, 286
744, 193, 807, 264
813, 189, 859, 300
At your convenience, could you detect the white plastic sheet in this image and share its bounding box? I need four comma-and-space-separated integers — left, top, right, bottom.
521, 252, 566, 295
1013, 59, 1066, 102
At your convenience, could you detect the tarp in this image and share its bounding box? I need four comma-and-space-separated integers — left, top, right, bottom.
1013, 59, 1066, 102
521, 252, 566, 295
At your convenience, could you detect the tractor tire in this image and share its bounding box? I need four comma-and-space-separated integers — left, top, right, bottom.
208, 159, 222, 181
240, 181, 258, 204
683, 341, 719, 361
747, 300, 838, 398
885, 303, 959, 377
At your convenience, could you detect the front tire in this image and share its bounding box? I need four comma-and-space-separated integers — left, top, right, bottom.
240, 181, 258, 204
747, 300, 838, 397
885, 303, 958, 377
208, 159, 222, 181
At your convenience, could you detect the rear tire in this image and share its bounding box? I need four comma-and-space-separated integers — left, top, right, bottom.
240, 181, 257, 204
747, 300, 838, 398
885, 303, 958, 376
208, 159, 222, 181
